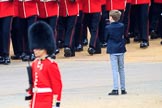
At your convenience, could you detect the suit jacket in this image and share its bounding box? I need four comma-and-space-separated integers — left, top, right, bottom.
105, 22, 126, 54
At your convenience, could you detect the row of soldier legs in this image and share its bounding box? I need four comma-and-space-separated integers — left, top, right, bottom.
0, 3, 162, 64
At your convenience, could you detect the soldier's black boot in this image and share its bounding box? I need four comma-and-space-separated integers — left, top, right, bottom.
4, 56, 11, 65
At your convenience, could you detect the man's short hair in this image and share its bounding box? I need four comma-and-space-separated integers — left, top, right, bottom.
109, 10, 121, 22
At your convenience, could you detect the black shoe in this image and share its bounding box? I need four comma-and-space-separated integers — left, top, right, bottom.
100, 42, 107, 48
83, 39, 88, 46
58, 40, 64, 48
75, 44, 83, 52
121, 90, 127, 95
4, 57, 11, 65
20, 53, 26, 59
21, 55, 30, 61
134, 36, 141, 42
55, 49, 60, 55
140, 41, 149, 48
150, 31, 158, 39
88, 47, 95, 55
125, 38, 130, 44
22, 54, 35, 61
11, 55, 21, 60
50, 53, 56, 59
30, 54, 35, 61
0, 56, 5, 64
108, 90, 119, 95
94, 49, 101, 54
64, 47, 72, 57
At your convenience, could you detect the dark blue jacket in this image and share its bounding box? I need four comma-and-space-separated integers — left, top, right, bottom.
105, 22, 126, 54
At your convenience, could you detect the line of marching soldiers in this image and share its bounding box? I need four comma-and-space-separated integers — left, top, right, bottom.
0, 0, 162, 65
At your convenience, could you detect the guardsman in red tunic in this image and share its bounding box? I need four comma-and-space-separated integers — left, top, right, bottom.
18, 0, 38, 61
11, 0, 24, 60
131, 0, 150, 48
0, 0, 14, 65
82, 0, 102, 55
27, 21, 62, 108
149, 0, 162, 39
36, 0, 59, 54
57, 0, 79, 57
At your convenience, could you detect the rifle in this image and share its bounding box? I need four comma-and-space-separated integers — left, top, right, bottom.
25, 61, 33, 100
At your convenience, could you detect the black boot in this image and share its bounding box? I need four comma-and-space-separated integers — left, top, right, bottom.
4, 56, 11, 65
88, 47, 95, 55
140, 41, 149, 48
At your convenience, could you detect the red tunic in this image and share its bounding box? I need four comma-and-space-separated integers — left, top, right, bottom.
14, 0, 19, 17
127, 0, 132, 3
30, 58, 62, 108
82, 0, 102, 13
0, 1, 14, 18
18, 0, 38, 18
37, 0, 59, 18
78, 0, 83, 11
131, 0, 150, 5
106, 0, 126, 11
59, 0, 79, 17
154, 0, 162, 3
101, 0, 106, 5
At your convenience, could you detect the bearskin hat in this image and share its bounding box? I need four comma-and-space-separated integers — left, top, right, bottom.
28, 21, 56, 55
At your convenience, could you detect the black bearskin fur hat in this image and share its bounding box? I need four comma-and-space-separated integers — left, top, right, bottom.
28, 21, 56, 55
